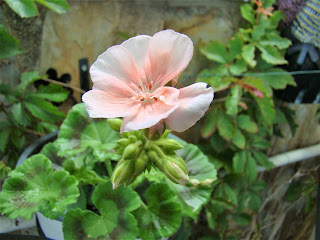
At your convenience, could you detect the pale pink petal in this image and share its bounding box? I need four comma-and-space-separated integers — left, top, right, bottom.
82, 90, 140, 118
121, 101, 179, 133
148, 29, 194, 89
152, 86, 180, 105
165, 83, 214, 132
90, 45, 142, 91
121, 35, 152, 81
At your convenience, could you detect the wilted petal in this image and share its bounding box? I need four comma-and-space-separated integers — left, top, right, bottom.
165, 83, 214, 132
148, 29, 194, 89
82, 90, 140, 118
90, 45, 142, 91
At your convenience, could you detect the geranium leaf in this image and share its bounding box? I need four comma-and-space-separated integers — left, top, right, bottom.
133, 183, 182, 240
92, 181, 141, 240
34, 0, 70, 13
0, 154, 79, 220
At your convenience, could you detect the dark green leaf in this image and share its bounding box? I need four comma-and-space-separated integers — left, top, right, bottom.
5, 0, 38, 18
251, 150, 273, 169
232, 128, 246, 149
11, 102, 30, 126
229, 58, 247, 75
233, 150, 247, 173
33, 83, 69, 102
256, 68, 296, 89
232, 213, 251, 226
201, 108, 220, 138
0, 24, 22, 59
217, 112, 235, 141
248, 191, 261, 212
0, 128, 10, 152
245, 154, 257, 182
228, 34, 243, 62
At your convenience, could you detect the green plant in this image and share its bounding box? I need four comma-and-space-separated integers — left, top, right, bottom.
0, 103, 218, 239
193, 0, 297, 238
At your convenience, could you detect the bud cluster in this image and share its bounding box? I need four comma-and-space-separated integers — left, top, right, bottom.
107, 119, 189, 189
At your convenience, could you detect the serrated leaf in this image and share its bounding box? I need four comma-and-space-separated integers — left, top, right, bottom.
217, 112, 236, 141
133, 183, 182, 240
210, 133, 228, 153
242, 76, 272, 97
256, 68, 296, 90
260, 34, 291, 49
232, 150, 247, 173
252, 95, 275, 126
92, 181, 141, 240
18, 71, 43, 92
257, 44, 287, 65
201, 108, 220, 138
232, 128, 246, 149
32, 83, 69, 102
215, 183, 238, 206
252, 137, 271, 150
251, 150, 273, 169
232, 213, 251, 226
200, 41, 227, 64
237, 115, 258, 133
0, 24, 22, 59
248, 191, 261, 212
241, 44, 256, 68
226, 84, 242, 116
35, 0, 70, 13
5, 0, 39, 18
240, 4, 255, 25
0, 154, 79, 220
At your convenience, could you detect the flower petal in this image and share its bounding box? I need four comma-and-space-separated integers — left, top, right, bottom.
82, 90, 140, 118
121, 101, 179, 133
90, 45, 142, 92
165, 83, 214, 132
121, 35, 152, 81
148, 29, 194, 89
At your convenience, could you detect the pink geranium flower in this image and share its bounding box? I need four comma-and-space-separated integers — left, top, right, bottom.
82, 29, 214, 133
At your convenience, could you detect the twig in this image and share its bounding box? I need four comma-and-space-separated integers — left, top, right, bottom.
42, 78, 86, 94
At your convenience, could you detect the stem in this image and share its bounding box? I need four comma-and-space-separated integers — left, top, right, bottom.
42, 78, 86, 94
105, 159, 113, 178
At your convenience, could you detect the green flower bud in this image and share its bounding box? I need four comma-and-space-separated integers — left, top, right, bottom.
134, 153, 148, 175
147, 150, 159, 163
168, 156, 188, 174
107, 118, 122, 132
159, 129, 171, 139
161, 158, 189, 186
112, 160, 134, 189
117, 138, 130, 147
129, 135, 138, 143
123, 141, 142, 160
154, 139, 184, 152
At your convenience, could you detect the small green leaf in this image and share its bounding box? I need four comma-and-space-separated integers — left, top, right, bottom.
18, 71, 43, 92
200, 41, 227, 64
5, 0, 39, 18
252, 137, 271, 150
0, 24, 22, 59
229, 58, 247, 75
260, 34, 291, 50
33, 84, 69, 102
225, 84, 242, 116
233, 213, 251, 226
248, 191, 261, 212
233, 151, 246, 173
217, 112, 236, 141
201, 108, 220, 138
256, 68, 296, 89
35, 0, 70, 13
228, 34, 243, 61
237, 115, 258, 133
11, 102, 30, 126
241, 44, 256, 68
240, 4, 255, 25
251, 150, 273, 169
245, 154, 257, 182
252, 96, 276, 127
257, 44, 287, 65
0, 128, 10, 152
133, 183, 182, 240
0, 154, 79, 220
232, 128, 246, 149
215, 183, 238, 206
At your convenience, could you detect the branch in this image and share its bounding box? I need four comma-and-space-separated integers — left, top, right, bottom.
42, 78, 86, 94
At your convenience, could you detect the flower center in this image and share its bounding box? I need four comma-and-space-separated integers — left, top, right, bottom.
131, 92, 162, 104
